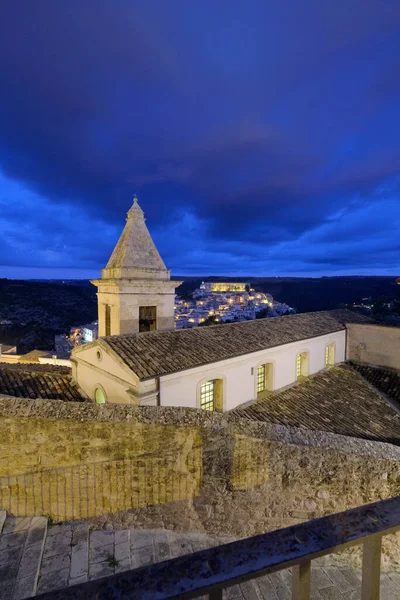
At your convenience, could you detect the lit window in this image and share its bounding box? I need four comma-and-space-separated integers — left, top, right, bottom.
200, 380, 215, 411
95, 387, 106, 404
296, 354, 302, 379
325, 344, 335, 367
296, 353, 309, 380
257, 365, 266, 393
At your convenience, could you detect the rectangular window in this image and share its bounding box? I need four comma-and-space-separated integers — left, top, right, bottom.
296, 354, 302, 379
105, 305, 111, 336
200, 380, 215, 411
139, 306, 157, 332
257, 365, 265, 393
325, 344, 335, 367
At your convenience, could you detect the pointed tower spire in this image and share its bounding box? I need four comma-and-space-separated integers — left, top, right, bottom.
126, 195, 145, 221
91, 196, 182, 336
104, 195, 167, 276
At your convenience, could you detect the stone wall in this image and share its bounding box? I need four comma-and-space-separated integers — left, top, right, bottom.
0, 398, 400, 568
347, 323, 400, 369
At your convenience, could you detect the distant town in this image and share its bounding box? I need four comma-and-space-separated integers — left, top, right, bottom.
0, 276, 399, 361
175, 281, 294, 328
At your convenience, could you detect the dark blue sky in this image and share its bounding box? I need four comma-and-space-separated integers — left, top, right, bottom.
1, 1, 400, 279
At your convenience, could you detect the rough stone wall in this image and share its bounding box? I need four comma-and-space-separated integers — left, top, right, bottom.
0, 398, 399, 568
347, 323, 400, 369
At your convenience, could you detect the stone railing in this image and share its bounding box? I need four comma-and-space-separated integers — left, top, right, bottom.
29, 496, 400, 600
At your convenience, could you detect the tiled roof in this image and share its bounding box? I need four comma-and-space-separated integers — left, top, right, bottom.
231, 365, 400, 445
103, 309, 372, 380
351, 362, 400, 408
19, 349, 53, 363
0, 363, 71, 374
0, 364, 85, 402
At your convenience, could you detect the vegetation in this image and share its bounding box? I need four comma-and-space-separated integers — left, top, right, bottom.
198, 315, 221, 327
0, 279, 97, 353
43, 514, 54, 526
107, 555, 120, 568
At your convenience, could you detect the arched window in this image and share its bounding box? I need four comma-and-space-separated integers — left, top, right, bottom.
296, 352, 309, 380
256, 363, 273, 397
94, 386, 106, 404
199, 379, 223, 412
325, 343, 335, 367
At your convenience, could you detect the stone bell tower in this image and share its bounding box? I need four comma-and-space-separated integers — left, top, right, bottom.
92, 196, 181, 336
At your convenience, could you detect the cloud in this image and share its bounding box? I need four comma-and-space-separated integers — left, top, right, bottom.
0, 0, 400, 276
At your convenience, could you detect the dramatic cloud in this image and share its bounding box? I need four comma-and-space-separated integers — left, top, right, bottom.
0, 0, 399, 277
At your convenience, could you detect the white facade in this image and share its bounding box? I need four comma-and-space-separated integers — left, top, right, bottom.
159, 330, 346, 411
73, 329, 346, 410
72, 343, 140, 404
39, 357, 72, 368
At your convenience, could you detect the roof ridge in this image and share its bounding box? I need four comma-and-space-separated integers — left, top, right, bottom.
101, 308, 368, 342
99, 309, 372, 381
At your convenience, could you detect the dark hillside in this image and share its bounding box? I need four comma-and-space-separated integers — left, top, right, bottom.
0, 279, 97, 352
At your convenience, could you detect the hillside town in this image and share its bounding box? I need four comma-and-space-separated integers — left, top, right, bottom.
175, 281, 294, 328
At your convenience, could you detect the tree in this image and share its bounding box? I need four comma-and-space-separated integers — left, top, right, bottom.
198, 316, 222, 327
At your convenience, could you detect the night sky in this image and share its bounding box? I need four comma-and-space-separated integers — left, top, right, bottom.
1, 1, 400, 279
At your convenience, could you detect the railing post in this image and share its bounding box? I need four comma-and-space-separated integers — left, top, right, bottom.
292, 561, 311, 600
361, 533, 382, 600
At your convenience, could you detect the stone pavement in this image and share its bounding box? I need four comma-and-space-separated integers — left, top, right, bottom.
1, 511, 400, 599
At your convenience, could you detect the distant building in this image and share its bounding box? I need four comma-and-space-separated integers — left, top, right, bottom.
83, 323, 98, 343
200, 281, 249, 293
176, 283, 290, 329
0, 344, 18, 363
0, 344, 17, 356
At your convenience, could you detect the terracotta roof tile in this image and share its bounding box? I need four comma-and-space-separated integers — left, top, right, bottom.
231, 364, 400, 445
0, 364, 85, 402
351, 362, 400, 408
103, 309, 372, 380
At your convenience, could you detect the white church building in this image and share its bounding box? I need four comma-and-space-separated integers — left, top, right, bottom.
72, 197, 369, 411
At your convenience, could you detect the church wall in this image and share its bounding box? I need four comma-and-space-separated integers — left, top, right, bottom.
159, 331, 346, 411
73, 344, 139, 404
97, 284, 176, 335
118, 289, 175, 333
0, 398, 399, 570
97, 291, 121, 336
346, 323, 400, 370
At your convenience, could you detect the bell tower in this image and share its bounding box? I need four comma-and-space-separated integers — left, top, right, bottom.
92, 196, 181, 336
